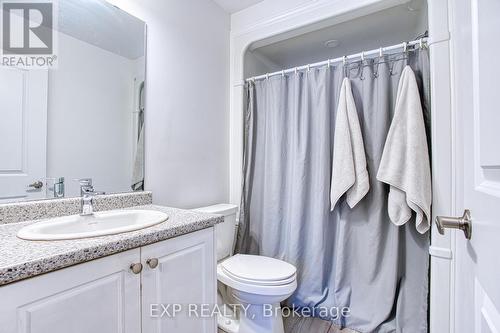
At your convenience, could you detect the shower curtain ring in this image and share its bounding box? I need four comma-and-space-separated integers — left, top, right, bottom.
266, 73, 269, 80
379, 47, 383, 58
281, 70, 285, 78
389, 61, 397, 76
419, 38, 424, 49
358, 56, 365, 80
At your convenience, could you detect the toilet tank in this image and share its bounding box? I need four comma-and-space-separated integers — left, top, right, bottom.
193, 204, 238, 261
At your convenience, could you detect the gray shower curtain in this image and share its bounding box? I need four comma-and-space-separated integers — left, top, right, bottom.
237, 50, 430, 333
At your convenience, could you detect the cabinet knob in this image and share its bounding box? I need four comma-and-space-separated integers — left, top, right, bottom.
130, 263, 143, 274
146, 258, 159, 269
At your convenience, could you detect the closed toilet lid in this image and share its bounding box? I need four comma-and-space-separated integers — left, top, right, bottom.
220, 254, 296, 286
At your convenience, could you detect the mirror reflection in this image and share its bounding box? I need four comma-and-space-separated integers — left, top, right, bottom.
0, 0, 146, 202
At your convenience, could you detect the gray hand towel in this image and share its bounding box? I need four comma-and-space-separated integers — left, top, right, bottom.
330, 77, 370, 211
131, 125, 144, 191
377, 66, 431, 234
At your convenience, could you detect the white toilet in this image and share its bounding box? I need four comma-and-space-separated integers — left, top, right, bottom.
194, 204, 297, 333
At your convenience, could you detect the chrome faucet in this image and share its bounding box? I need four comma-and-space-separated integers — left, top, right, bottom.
53, 177, 65, 198
76, 179, 105, 216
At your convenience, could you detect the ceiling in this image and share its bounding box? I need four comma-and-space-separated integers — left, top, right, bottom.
58, 0, 145, 59
212, 0, 266, 13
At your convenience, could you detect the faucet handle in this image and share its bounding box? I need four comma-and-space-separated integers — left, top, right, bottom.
74, 178, 94, 196
74, 178, 92, 186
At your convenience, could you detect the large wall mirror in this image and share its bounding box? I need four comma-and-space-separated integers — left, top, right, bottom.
0, 0, 146, 202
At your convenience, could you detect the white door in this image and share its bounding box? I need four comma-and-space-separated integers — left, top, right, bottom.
141, 228, 217, 333
0, 67, 48, 202
446, 0, 500, 331
0, 249, 142, 333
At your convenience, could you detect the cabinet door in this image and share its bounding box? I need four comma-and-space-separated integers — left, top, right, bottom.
0, 249, 141, 333
141, 227, 216, 333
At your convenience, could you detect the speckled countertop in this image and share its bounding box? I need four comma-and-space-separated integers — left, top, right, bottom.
0, 205, 223, 286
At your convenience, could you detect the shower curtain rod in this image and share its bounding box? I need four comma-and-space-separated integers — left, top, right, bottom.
246, 38, 428, 82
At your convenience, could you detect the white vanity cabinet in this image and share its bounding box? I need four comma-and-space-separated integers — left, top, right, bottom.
0, 248, 142, 333
0, 227, 216, 333
141, 226, 216, 333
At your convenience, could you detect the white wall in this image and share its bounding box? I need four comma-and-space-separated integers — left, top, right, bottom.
244, 49, 281, 78
47, 32, 136, 198
105, 0, 230, 209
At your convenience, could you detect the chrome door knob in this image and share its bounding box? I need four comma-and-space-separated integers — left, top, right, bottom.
435, 209, 472, 240
146, 258, 159, 269
130, 263, 143, 274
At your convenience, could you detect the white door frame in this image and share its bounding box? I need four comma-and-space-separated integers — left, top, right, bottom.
228, 0, 455, 332
427, 1, 456, 332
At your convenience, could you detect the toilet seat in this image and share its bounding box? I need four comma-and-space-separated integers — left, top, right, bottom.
217, 254, 297, 296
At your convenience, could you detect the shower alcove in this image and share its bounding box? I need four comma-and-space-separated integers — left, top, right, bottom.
229, 0, 453, 332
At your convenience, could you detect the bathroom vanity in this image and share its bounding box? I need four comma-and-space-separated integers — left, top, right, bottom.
0, 0, 220, 331
0, 193, 221, 333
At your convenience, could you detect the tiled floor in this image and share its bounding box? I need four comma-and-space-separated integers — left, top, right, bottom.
284, 316, 358, 333
218, 316, 358, 333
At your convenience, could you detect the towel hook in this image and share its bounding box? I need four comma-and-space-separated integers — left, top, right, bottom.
342, 56, 348, 78
403, 42, 410, 65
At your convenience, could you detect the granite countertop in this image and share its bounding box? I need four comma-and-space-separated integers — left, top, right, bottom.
0, 205, 223, 286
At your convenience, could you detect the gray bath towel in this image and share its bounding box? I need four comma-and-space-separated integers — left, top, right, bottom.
330, 77, 369, 210
377, 66, 431, 234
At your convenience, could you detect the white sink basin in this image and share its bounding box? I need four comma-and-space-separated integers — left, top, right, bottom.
17, 210, 169, 241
